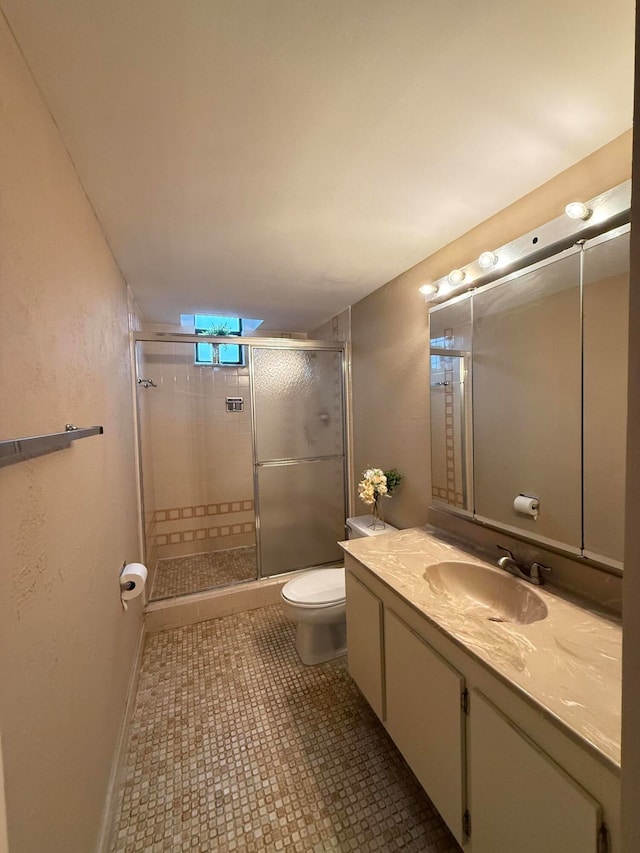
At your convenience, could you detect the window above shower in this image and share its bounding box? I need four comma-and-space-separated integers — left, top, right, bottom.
179, 313, 263, 367
195, 314, 243, 366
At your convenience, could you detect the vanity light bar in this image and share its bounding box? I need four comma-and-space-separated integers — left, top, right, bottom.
421, 180, 630, 303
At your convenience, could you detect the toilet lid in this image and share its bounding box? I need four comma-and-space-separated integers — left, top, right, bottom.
282, 568, 345, 605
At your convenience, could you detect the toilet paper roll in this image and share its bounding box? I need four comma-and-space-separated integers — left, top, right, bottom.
513, 495, 539, 519
120, 563, 148, 601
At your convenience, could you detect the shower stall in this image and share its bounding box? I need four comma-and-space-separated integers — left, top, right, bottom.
133, 333, 348, 601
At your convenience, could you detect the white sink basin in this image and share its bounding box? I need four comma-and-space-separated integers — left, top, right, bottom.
424, 560, 548, 625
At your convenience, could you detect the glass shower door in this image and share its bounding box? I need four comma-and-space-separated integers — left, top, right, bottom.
251, 347, 346, 576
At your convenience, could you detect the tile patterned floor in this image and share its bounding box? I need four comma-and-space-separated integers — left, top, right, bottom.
109, 605, 462, 853
151, 547, 258, 600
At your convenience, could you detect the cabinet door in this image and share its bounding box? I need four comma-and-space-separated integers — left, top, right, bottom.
345, 571, 384, 719
469, 690, 601, 853
385, 610, 466, 844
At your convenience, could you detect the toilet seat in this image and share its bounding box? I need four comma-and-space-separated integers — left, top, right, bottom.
281, 568, 345, 607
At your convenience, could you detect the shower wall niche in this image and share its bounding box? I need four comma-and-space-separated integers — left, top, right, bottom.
135, 336, 347, 601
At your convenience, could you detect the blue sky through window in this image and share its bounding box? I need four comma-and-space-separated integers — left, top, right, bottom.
179, 314, 263, 365
192, 314, 242, 365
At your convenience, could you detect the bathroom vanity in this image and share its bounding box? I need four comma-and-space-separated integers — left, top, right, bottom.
339, 527, 621, 853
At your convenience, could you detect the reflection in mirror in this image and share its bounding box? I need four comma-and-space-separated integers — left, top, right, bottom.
583, 229, 629, 567
429, 297, 473, 512
472, 251, 582, 552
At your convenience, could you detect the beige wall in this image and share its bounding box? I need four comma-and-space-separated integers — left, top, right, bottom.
309, 308, 352, 342
0, 13, 143, 853
351, 130, 632, 547
621, 13, 640, 847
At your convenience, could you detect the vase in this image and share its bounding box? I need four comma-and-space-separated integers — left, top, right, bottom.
369, 497, 385, 530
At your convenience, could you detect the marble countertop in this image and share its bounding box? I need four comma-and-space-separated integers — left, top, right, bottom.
339, 526, 622, 769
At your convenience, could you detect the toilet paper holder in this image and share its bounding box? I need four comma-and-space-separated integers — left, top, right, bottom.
119, 561, 148, 610
513, 494, 540, 519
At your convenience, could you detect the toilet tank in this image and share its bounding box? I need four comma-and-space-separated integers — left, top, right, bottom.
346, 514, 398, 539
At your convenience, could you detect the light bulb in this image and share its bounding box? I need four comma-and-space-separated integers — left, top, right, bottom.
419, 283, 439, 297
478, 251, 499, 269
447, 269, 466, 286
565, 201, 592, 221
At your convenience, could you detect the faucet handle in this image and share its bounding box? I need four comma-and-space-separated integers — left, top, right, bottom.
497, 545, 515, 560
530, 561, 552, 581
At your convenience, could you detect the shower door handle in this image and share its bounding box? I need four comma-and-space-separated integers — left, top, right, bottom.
256, 455, 345, 467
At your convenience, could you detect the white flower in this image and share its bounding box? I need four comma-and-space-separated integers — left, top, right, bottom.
358, 466, 395, 506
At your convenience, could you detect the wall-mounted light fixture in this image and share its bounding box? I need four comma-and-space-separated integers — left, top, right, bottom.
564, 201, 592, 221
447, 269, 466, 286
478, 251, 499, 269
422, 181, 629, 306
419, 283, 439, 299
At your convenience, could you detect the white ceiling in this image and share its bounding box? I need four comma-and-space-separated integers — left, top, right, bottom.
2, 0, 634, 331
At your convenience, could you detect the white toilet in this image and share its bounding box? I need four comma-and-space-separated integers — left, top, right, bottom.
281, 514, 398, 665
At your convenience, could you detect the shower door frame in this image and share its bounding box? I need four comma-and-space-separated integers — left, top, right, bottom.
131, 332, 351, 581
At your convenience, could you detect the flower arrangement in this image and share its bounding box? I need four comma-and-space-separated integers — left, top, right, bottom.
358, 467, 403, 529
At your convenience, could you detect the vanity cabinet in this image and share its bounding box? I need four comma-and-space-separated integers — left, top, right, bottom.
344, 558, 618, 851
468, 690, 601, 853
385, 609, 466, 845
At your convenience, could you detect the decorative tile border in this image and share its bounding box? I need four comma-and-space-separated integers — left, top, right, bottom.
155, 499, 253, 523
431, 339, 465, 510
155, 521, 255, 547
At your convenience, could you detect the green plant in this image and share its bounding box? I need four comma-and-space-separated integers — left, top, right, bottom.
197, 323, 232, 336
384, 468, 403, 495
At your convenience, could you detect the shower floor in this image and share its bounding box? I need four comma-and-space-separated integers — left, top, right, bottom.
150, 546, 257, 600
109, 605, 461, 852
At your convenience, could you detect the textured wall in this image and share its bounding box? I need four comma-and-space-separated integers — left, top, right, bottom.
621, 13, 640, 846
350, 131, 632, 536
0, 13, 143, 853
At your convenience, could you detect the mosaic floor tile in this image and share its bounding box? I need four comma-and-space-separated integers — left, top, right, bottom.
109, 605, 462, 852
151, 546, 257, 600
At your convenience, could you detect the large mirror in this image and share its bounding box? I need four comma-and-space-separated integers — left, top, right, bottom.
429, 224, 629, 571
582, 229, 630, 567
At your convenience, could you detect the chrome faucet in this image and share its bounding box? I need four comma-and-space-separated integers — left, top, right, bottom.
497, 546, 551, 586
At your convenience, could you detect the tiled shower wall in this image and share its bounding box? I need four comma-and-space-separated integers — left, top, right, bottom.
138, 342, 255, 562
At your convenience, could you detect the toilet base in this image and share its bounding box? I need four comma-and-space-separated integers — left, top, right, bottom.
295, 620, 347, 666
